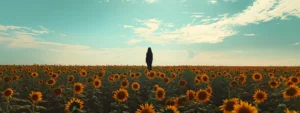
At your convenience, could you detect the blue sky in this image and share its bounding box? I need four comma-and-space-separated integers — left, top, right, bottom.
0, 0, 300, 66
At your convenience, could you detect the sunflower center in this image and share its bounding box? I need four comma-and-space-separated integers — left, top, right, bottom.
4, 90, 12, 96
141, 109, 152, 113
75, 85, 82, 91
53, 89, 62, 95
197, 91, 207, 100
188, 93, 194, 100
117, 91, 126, 99
94, 81, 100, 86
157, 90, 163, 98
270, 81, 277, 86
224, 101, 235, 111
237, 106, 252, 113
286, 88, 297, 96
32, 94, 38, 101
48, 80, 54, 84
203, 77, 208, 81
291, 78, 298, 83
122, 81, 128, 86
256, 93, 265, 100
133, 84, 138, 89
254, 75, 261, 79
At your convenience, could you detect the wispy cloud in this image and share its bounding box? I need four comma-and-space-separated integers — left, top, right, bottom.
125, 0, 300, 44
293, 42, 299, 45
126, 38, 142, 45
208, 0, 217, 4
60, 34, 67, 37
244, 34, 256, 36
224, 0, 237, 2
145, 0, 157, 4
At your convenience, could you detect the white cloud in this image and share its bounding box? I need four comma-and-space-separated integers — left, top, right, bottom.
166, 23, 174, 27
224, 0, 237, 2
208, 0, 217, 4
145, 0, 157, 3
125, 0, 300, 44
293, 42, 299, 45
244, 34, 256, 36
126, 38, 142, 45
60, 34, 67, 36
123, 25, 134, 28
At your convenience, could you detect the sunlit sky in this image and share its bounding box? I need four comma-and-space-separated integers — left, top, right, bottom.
0, 0, 300, 66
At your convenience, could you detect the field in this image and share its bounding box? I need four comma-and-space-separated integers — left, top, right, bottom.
0, 65, 299, 113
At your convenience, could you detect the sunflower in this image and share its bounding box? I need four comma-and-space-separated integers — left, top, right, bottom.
108, 75, 114, 83
232, 100, 258, 113
163, 77, 170, 84
201, 74, 210, 83
289, 76, 299, 84
135, 103, 155, 113
53, 88, 63, 96
178, 80, 187, 88
176, 96, 188, 106
131, 82, 140, 91
79, 69, 87, 77
120, 80, 129, 88
285, 81, 294, 87
165, 99, 178, 107
160, 73, 166, 79
31, 72, 39, 78
269, 80, 279, 88
46, 79, 56, 86
206, 85, 213, 94
195, 89, 211, 103
239, 74, 247, 85
130, 73, 135, 78
92, 78, 101, 88
194, 79, 200, 85
252, 72, 262, 81
282, 85, 300, 99
65, 98, 84, 113
219, 98, 239, 113
73, 82, 85, 95
113, 88, 129, 103
284, 108, 298, 113
51, 73, 59, 79
38, 79, 44, 84
253, 89, 267, 103
165, 105, 179, 113
68, 75, 74, 83
156, 87, 166, 101
114, 74, 120, 80
186, 90, 195, 102
87, 76, 94, 84
230, 80, 238, 88
3, 88, 14, 98
29, 91, 42, 103
147, 71, 156, 80
211, 74, 217, 79
171, 72, 176, 80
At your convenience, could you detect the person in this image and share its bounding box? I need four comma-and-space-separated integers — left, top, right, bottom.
146, 47, 153, 71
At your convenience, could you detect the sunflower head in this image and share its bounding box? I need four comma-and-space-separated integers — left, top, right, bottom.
3, 88, 14, 98
219, 98, 239, 113
252, 72, 262, 81
283, 85, 300, 99
165, 98, 178, 107
253, 89, 267, 103
165, 105, 179, 113
269, 80, 279, 88
120, 80, 129, 88
65, 98, 84, 113
93, 78, 102, 88
232, 100, 258, 113
178, 80, 187, 88
46, 79, 56, 86
68, 75, 74, 83
113, 88, 129, 103
73, 82, 85, 95
53, 88, 63, 96
29, 91, 43, 103
155, 87, 166, 101
135, 103, 155, 113
205, 85, 213, 94
186, 90, 195, 102
131, 82, 140, 91
195, 89, 211, 103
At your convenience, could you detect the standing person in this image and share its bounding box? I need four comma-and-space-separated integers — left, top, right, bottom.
146, 47, 153, 71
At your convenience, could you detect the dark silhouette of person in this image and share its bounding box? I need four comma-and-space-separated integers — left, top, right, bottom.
146, 47, 153, 71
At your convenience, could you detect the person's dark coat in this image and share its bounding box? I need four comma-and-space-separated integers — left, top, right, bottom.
146, 47, 153, 71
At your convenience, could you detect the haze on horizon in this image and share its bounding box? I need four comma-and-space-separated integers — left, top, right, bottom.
0, 0, 300, 66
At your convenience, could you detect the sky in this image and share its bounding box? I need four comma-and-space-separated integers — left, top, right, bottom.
0, 0, 300, 66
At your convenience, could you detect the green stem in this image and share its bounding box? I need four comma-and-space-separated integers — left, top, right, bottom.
6, 98, 10, 113
32, 103, 35, 113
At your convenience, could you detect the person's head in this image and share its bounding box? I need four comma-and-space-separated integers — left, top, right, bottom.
147, 47, 152, 53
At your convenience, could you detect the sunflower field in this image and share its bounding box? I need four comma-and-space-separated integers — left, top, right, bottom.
0, 65, 299, 113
